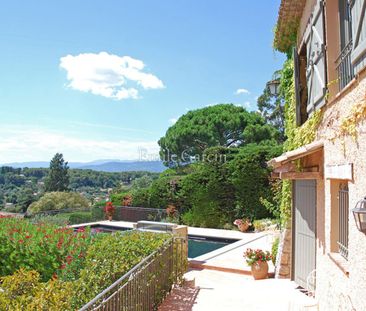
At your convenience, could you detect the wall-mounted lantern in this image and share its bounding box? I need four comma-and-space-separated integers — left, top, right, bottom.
352, 197, 366, 233
266, 71, 281, 96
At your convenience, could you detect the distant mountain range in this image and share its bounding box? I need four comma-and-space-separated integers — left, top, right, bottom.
1, 160, 166, 173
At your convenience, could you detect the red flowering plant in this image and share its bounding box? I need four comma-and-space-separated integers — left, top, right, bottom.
104, 201, 116, 218
122, 194, 132, 207
166, 204, 178, 217
0, 217, 92, 282
243, 248, 272, 266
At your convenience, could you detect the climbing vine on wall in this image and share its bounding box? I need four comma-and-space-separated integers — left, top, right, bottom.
339, 94, 366, 140
278, 56, 323, 226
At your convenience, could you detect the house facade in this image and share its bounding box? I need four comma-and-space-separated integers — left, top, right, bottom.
271, 0, 366, 310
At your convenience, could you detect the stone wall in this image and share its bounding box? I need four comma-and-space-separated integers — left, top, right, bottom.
314, 72, 366, 311
275, 228, 292, 279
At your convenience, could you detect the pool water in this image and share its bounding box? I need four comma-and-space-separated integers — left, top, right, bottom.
188, 236, 236, 258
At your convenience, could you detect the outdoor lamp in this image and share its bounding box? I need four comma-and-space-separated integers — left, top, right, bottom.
352, 197, 366, 233
266, 71, 281, 96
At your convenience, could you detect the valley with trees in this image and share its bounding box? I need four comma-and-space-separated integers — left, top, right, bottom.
1, 102, 285, 230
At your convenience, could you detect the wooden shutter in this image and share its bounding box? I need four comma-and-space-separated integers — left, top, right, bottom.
351, 0, 366, 73
304, 0, 327, 115
294, 48, 302, 126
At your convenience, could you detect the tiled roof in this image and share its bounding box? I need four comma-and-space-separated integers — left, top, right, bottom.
274, 0, 306, 53
268, 140, 324, 168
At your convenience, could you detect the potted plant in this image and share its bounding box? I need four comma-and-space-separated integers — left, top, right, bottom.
244, 248, 271, 280
233, 218, 251, 232
104, 201, 115, 221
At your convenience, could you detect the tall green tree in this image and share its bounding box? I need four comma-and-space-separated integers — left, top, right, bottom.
257, 72, 285, 141
44, 153, 70, 192
158, 104, 279, 166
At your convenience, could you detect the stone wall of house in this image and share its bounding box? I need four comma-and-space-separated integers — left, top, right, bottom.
314, 73, 366, 311
275, 228, 292, 279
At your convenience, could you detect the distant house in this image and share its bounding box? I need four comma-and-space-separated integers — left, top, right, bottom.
271, 0, 366, 310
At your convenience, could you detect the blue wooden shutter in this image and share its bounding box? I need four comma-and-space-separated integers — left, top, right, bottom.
305, 0, 327, 115
294, 48, 302, 126
351, 0, 366, 73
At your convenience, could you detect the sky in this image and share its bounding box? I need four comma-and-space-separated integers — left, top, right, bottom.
0, 0, 285, 163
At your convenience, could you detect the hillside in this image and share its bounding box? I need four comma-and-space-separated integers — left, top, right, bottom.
2, 160, 165, 173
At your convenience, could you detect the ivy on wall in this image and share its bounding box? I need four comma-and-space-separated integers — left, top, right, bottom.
278, 57, 323, 226
339, 95, 366, 140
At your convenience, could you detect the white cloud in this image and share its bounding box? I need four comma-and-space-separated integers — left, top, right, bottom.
0, 126, 159, 163
169, 118, 178, 125
60, 52, 164, 100
235, 88, 250, 95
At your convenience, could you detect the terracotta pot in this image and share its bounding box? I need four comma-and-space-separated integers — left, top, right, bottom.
250, 261, 268, 280
107, 215, 113, 221
238, 222, 250, 232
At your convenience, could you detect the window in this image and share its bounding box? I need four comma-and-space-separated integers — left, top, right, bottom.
294, 0, 327, 125
336, 0, 354, 91
337, 182, 349, 260
349, 0, 366, 74
294, 44, 309, 126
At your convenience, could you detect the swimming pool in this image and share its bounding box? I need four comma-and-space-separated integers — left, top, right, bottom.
74, 224, 238, 258
188, 235, 238, 258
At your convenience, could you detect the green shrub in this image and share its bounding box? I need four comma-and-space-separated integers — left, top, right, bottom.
91, 206, 104, 221
0, 219, 174, 310
253, 218, 278, 232
0, 218, 92, 282
29, 214, 70, 226
29, 211, 94, 226
27, 192, 89, 214
0, 268, 74, 311
68, 211, 93, 225
222, 223, 236, 230
182, 202, 229, 228
228, 143, 282, 220
272, 236, 280, 265
131, 187, 151, 207
73, 231, 170, 306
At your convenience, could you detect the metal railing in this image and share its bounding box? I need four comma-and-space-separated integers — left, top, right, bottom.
338, 183, 349, 260
336, 40, 354, 92
79, 237, 187, 311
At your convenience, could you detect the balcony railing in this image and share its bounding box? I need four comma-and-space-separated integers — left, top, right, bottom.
79, 236, 187, 311
336, 40, 354, 92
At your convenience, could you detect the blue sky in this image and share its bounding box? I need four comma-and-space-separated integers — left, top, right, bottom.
0, 0, 285, 163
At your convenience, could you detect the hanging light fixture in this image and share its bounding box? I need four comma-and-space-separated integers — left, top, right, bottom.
352, 197, 366, 233
266, 71, 281, 96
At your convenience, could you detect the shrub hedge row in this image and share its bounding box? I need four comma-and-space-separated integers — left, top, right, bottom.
0, 217, 170, 310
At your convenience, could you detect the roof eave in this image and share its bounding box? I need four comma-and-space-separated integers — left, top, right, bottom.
273, 0, 306, 53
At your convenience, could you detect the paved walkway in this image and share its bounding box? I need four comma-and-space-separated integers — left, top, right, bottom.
159, 269, 316, 311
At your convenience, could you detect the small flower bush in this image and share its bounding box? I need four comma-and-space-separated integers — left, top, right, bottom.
0, 217, 171, 309
233, 218, 251, 231
0, 217, 92, 281
104, 201, 115, 218
243, 248, 272, 266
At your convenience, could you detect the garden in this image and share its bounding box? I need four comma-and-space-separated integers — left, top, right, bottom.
0, 216, 171, 310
